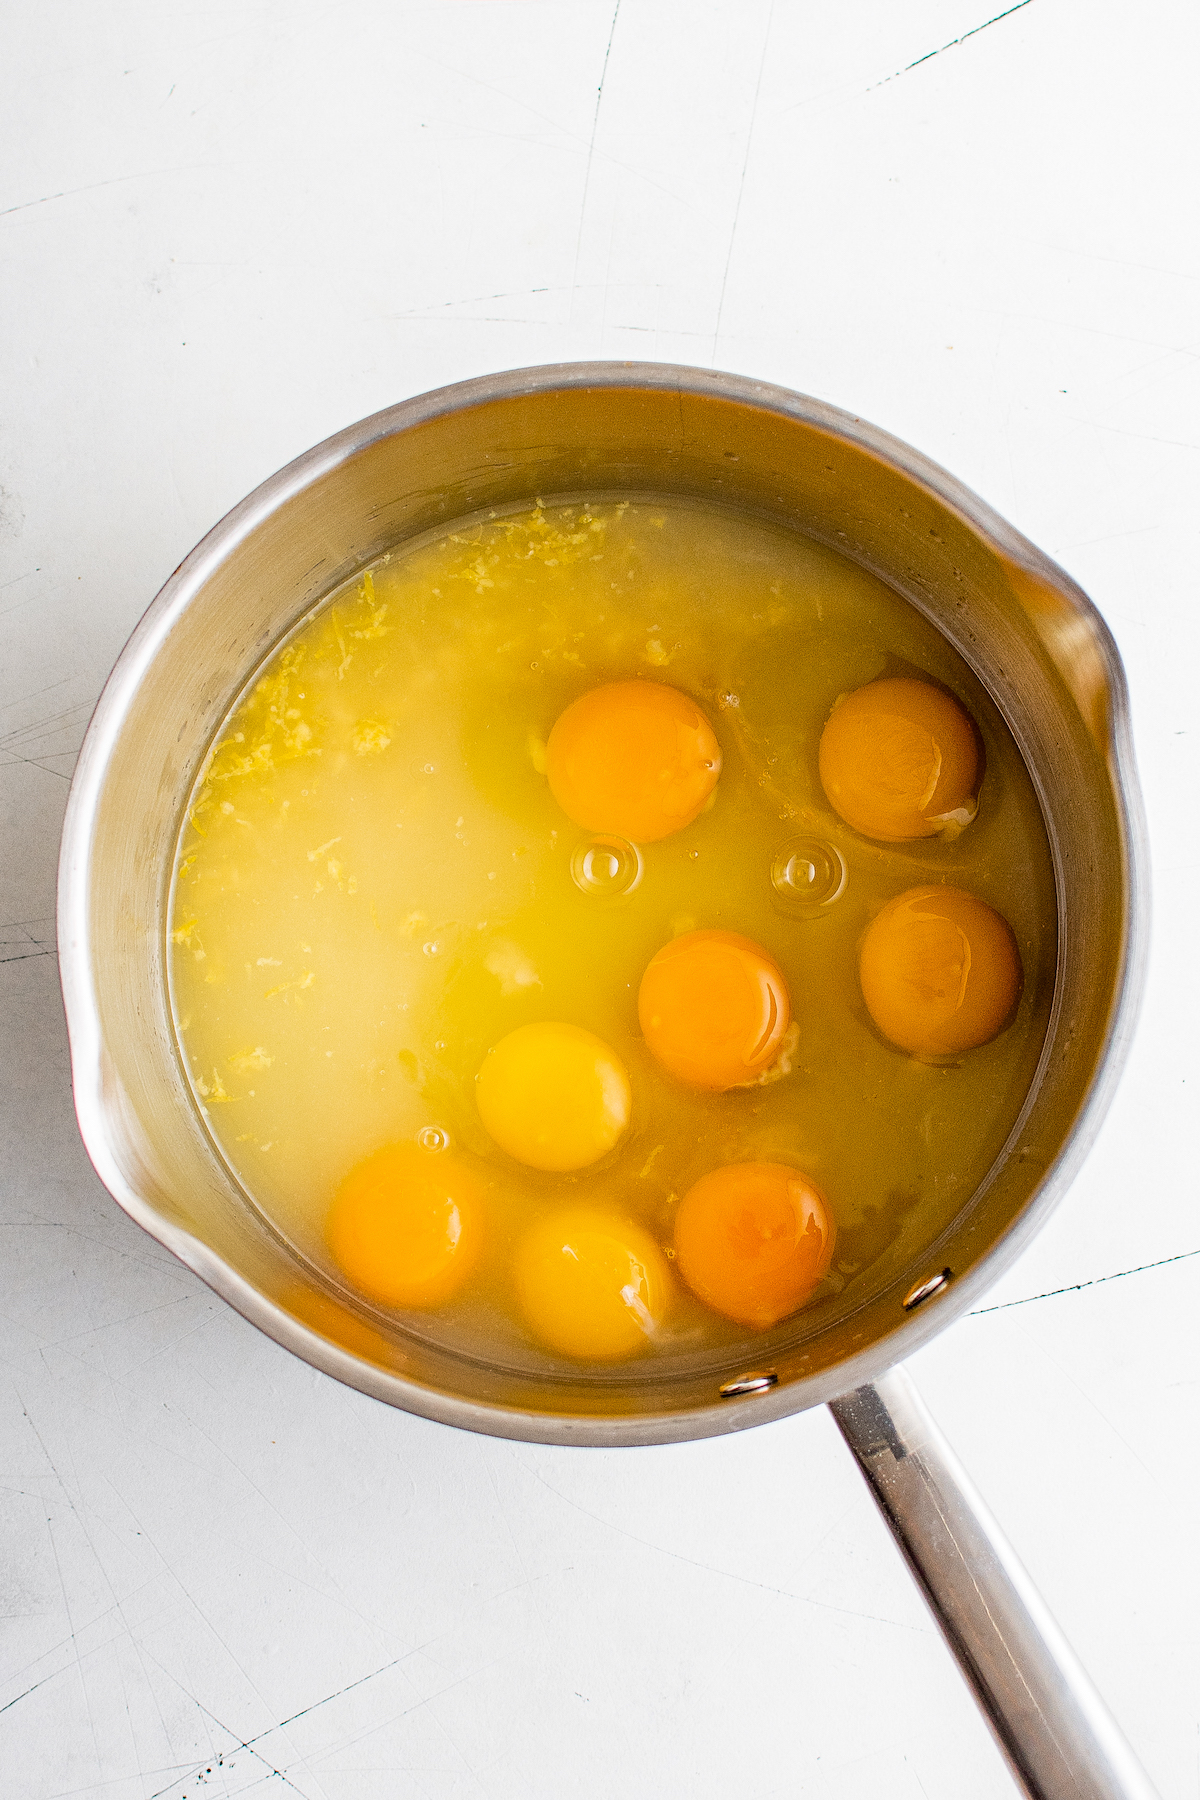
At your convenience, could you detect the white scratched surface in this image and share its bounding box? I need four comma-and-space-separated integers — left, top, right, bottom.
2, 2, 1198, 1795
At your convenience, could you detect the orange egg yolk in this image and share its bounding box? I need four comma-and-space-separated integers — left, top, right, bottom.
475, 1021, 631, 1171
638, 929, 791, 1090
818, 676, 981, 841
545, 679, 721, 843
674, 1162, 835, 1328
325, 1141, 482, 1308
859, 885, 1022, 1057
514, 1207, 672, 1359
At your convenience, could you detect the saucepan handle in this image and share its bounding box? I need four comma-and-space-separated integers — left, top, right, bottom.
829, 1368, 1159, 1800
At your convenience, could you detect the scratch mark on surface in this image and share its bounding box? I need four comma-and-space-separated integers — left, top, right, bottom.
610, 322, 712, 339
909, 1759, 933, 1799
386, 281, 711, 329
16, 1403, 107, 1771
1, 702, 93, 748
1066, 418, 1200, 453
151, 1639, 497, 1798
480, 1460, 549, 1667
0, 912, 56, 934
0, 166, 208, 218
160, 1400, 388, 1650
711, 0, 775, 362
699, 1498, 866, 1690
569, 0, 622, 321
1092, 341, 1200, 401
516, 1461, 921, 1630
869, 0, 1036, 89
0, 743, 76, 781
298, 1663, 497, 1785
142, 1655, 318, 1799
71, 1467, 328, 1793
43, 1291, 197, 1352
0, 1667, 68, 1717
0, 758, 72, 786
0, 675, 75, 717
1056, 245, 1200, 284
144, 1674, 310, 1799
49, 1758, 203, 1795
388, 286, 553, 317
256, 1654, 409, 1741
1012, 1319, 1159, 1482
1052, 524, 1159, 556
0, 1612, 156, 1723
970, 1246, 1200, 1314
0, 1218, 191, 1281
413, 69, 686, 208
0, 593, 46, 625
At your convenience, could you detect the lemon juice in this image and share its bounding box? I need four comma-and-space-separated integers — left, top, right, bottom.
168, 497, 1056, 1367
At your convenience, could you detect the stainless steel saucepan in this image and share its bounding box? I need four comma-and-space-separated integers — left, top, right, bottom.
57, 365, 1154, 1799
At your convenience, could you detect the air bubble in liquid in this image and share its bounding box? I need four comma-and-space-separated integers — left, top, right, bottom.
416, 1125, 450, 1153
770, 837, 847, 916
570, 835, 643, 900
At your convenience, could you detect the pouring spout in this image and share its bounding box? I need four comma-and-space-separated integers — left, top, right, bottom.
830, 1368, 1158, 1800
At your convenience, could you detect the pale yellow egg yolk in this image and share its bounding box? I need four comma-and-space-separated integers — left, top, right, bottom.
514, 1207, 672, 1359
475, 1021, 632, 1172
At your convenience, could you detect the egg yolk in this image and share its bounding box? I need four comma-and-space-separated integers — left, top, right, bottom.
515, 1207, 672, 1359
545, 679, 721, 843
859, 885, 1022, 1057
674, 1162, 835, 1328
475, 1021, 632, 1171
818, 676, 981, 841
326, 1141, 482, 1308
638, 929, 791, 1090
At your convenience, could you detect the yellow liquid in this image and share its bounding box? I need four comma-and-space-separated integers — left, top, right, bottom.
169, 498, 1056, 1369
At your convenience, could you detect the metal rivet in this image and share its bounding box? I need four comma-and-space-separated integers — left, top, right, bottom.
719, 1370, 778, 1399
903, 1269, 952, 1311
